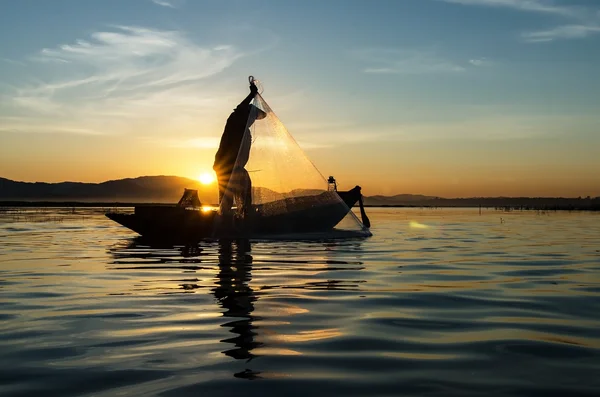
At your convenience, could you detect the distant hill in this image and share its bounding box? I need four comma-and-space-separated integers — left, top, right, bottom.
0, 176, 213, 203
363, 194, 438, 206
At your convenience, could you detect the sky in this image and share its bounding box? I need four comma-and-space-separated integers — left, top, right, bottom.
1, 0, 599, 198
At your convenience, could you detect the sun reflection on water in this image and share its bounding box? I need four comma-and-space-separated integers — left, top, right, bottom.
409, 220, 430, 229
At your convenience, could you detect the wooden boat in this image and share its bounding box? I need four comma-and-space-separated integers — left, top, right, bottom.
105, 185, 369, 242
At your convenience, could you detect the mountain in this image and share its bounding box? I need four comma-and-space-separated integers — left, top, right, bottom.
0, 176, 213, 203
362, 194, 437, 206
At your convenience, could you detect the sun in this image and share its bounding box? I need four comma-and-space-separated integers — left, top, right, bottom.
197, 171, 216, 185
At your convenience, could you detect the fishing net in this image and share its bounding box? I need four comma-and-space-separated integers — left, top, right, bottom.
214, 77, 371, 239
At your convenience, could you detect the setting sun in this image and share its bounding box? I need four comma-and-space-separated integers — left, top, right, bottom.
197, 171, 216, 185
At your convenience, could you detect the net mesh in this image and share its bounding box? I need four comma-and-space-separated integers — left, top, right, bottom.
215, 80, 371, 238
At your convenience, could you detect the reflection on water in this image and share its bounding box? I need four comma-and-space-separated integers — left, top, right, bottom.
213, 240, 261, 376
111, 238, 264, 369
1, 207, 600, 396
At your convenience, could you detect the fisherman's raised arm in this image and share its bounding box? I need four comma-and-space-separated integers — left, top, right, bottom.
234, 82, 259, 111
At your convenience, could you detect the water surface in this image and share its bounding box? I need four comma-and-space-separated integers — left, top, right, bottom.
1, 207, 599, 396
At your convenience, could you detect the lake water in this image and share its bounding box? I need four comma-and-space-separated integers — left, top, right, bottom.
1, 207, 599, 396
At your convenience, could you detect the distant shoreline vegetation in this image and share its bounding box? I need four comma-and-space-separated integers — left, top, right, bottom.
367, 196, 600, 212
0, 197, 599, 211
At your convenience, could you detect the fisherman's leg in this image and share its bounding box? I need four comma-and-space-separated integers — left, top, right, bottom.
241, 169, 252, 217
232, 168, 251, 218
217, 171, 233, 215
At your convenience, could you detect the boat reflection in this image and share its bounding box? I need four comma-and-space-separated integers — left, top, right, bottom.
213, 239, 263, 365
108, 237, 263, 378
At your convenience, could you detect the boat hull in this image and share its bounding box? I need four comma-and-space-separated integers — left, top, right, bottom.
106, 187, 366, 242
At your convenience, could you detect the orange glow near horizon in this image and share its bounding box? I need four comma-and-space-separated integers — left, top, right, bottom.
1, 137, 600, 197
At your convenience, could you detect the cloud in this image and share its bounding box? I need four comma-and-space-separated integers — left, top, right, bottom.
522, 24, 600, 42
469, 57, 489, 66
0, 26, 247, 138
337, 116, 570, 144
159, 136, 221, 149
296, 141, 333, 150
151, 0, 178, 8
439, 0, 581, 18
0, 122, 99, 136
285, 121, 356, 132
439, 0, 600, 43
290, 105, 598, 146
36, 26, 242, 88
1, 58, 27, 66
353, 48, 466, 74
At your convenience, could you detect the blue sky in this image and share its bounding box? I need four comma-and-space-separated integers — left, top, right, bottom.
1, 0, 599, 196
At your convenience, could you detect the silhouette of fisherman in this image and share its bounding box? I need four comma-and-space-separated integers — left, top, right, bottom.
213, 78, 266, 219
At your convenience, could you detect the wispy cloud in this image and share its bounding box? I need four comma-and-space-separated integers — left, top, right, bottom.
286, 103, 597, 146
285, 121, 356, 132
0, 121, 100, 136
353, 49, 467, 74
151, 0, 178, 8
36, 26, 242, 89
336, 114, 590, 145
0, 26, 248, 138
522, 24, 600, 42
440, 0, 581, 18
296, 129, 399, 149
439, 0, 600, 43
469, 57, 489, 66
155, 136, 221, 149
1, 58, 27, 66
